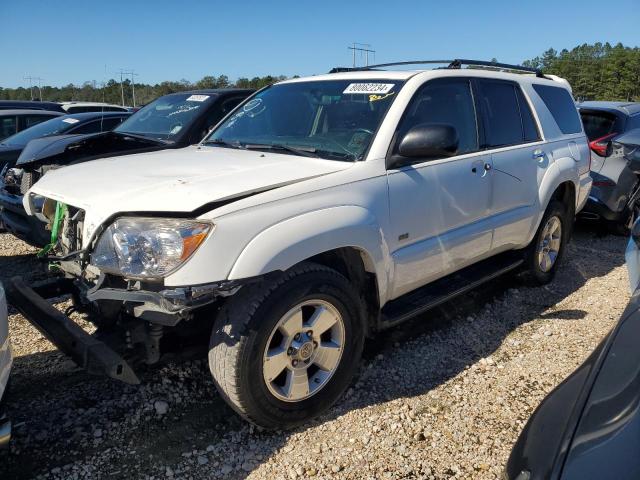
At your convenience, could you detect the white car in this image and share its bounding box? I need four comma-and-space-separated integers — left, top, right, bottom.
15, 59, 591, 429
0, 283, 12, 447
59, 102, 129, 114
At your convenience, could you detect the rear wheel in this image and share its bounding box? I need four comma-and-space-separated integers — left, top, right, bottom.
523, 200, 569, 285
208, 262, 365, 429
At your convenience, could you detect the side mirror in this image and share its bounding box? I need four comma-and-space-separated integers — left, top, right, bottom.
394, 124, 459, 165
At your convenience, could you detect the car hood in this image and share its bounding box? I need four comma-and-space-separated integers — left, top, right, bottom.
16, 131, 165, 167
27, 145, 352, 240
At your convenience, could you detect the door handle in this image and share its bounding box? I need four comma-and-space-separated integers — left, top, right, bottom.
481, 162, 491, 177
533, 149, 545, 160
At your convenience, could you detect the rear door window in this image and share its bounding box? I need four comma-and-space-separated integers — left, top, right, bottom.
515, 88, 541, 142
533, 84, 582, 134
477, 80, 525, 148
98, 116, 127, 131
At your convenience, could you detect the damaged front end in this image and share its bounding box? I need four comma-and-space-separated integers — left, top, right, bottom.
8, 197, 240, 383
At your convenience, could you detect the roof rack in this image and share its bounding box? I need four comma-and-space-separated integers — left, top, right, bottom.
329, 59, 545, 78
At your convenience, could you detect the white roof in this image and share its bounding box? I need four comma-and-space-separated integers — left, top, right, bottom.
280, 68, 569, 90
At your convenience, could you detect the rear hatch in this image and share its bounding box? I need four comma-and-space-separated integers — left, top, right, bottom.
580, 108, 625, 173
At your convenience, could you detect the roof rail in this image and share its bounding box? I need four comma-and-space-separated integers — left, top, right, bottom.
329, 59, 546, 78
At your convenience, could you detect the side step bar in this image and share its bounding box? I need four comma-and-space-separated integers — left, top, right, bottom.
5, 276, 139, 385
381, 252, 524, 328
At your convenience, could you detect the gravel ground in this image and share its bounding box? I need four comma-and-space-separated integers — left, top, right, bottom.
0, 226, 630, 480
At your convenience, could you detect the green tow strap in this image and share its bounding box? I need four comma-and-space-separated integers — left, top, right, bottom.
37, 201, 67, 259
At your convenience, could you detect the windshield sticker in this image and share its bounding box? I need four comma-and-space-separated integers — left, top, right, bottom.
62, 118, 80, 124
343, 83, 395, 95
369, 92, 395, 102
170, 125, 183, 135
186, 94, 210, 102
242, 98, 266, 118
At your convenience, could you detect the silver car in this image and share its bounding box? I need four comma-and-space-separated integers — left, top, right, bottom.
0, 283, 12, 446
578, 102, 640, 233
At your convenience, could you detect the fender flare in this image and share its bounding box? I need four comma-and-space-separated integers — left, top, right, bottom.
530, 157, 578, 240
228, 205, 390, 302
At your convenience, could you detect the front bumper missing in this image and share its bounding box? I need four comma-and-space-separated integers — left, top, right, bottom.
5, 276, 140, 385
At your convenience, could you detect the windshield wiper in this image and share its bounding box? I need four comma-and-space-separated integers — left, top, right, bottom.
202, 139, 245, 149
243, 143, 321, 158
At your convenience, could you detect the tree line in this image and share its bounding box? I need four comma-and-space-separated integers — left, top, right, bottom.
0, 75, 289, 107
1, 42, 639, 105
522, 42, 640, 101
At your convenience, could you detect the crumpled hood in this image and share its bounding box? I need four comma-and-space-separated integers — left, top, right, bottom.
16, 131, 164, 167
17, 134, 87, 166
27, 145, 351, 240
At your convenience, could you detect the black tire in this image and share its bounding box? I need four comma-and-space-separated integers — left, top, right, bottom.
523, 200, 570, 285
208, 262, 365, 429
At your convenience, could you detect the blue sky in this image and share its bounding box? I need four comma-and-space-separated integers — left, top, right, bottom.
2, 0, 639, 88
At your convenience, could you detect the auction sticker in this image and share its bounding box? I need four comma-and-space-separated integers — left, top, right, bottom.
62, 118, 80, 124
186, 94, 210, 102
343, 83, 395, 94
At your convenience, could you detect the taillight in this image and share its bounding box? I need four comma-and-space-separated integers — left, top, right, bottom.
589, 133, 617, 157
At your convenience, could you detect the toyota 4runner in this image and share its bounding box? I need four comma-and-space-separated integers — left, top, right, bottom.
8, 60, 592, 428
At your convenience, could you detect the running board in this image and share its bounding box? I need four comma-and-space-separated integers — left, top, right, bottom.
380, 252, 523, 328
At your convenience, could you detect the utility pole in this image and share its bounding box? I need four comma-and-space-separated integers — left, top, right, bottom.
23, 76, 34, 100
118, 70, 125, 106
129, 70, 139, 107
348, 43, 376, 67
116, 69, 138, 107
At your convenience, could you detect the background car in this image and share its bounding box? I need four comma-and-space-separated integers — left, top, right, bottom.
578, 101, 640, 232
505, 222, 640, 480
0, 100, 65, 113
0, 109, 64, 141
0, 89, 252, 246
0, 111, 131, 169
0, 282, 11, 447
60, 101, 130, 113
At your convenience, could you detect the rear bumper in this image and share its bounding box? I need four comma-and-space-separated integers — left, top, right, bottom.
579, 195, 627, 222
4, 276, 140, 385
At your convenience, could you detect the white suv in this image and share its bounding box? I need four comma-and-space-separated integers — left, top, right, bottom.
14, 60, 591, 428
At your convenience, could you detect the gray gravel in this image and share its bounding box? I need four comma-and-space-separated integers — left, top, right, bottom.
0, 227, 630, 479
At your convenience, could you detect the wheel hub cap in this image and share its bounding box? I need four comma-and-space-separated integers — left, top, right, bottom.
537, 216, 562, 273
263, 300, 345, 402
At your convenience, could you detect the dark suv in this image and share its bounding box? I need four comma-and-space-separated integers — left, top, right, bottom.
578, 101, 640, 232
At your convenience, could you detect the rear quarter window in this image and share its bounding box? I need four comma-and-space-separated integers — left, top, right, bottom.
533, 84, 582, 135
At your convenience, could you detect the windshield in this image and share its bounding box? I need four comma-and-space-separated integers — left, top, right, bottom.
204, 80, 403, 161
1, 116, 79, 146
115, 93, 212, 141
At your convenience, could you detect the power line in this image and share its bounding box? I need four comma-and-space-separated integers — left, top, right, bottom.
23, 75, 44, 100
348, 43, 376, 67
115, 69, 138, 106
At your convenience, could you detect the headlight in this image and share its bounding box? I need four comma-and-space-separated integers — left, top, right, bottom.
91, 217, 212, 279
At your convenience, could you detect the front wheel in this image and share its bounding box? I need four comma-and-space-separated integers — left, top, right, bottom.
523, 200, 569, 285
208, 262, 365, 429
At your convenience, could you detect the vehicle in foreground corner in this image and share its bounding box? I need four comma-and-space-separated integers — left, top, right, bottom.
0, 109, 64, 142
0, 283, 12, 447
0, 89, 252, 246
505, 219, 640, 480
577, 101, 640, 233
10, 59, 591, 429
